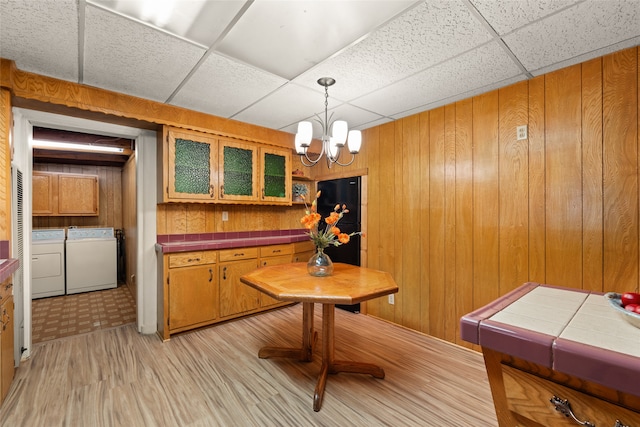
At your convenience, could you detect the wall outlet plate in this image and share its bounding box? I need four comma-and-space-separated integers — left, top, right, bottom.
517, 125, 528, 140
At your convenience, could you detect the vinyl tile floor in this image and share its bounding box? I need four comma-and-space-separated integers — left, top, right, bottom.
31, 285, 136, 344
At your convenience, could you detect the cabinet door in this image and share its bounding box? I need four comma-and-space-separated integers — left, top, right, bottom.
0, 295, 13, 402
58, 174, 99, 215
218, 139, 258, 202
219, 259, 260, 317
168, 265, 218, 331
167, 128, 218, 201
260, 146, 291, 204
32, 171, 56, 215
259, 254, 292, 307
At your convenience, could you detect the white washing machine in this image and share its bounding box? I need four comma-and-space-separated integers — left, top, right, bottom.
65, 227, 117, 294
32, 228, 66, 299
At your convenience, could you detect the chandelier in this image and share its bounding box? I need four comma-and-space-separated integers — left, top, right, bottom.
294, 77, 362, 168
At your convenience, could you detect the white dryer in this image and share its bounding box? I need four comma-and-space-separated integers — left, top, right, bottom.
65, 227, 117, 294
32, 228, 66, 299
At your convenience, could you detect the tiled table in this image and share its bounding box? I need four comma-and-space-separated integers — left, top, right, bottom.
461, 282, 640, 426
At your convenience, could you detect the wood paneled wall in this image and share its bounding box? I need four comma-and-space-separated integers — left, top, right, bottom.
0, 89, 10, 242
315, 47, 640, 348
32, 164, 123, 230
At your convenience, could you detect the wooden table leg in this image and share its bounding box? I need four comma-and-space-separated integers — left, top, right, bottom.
258, 302, 316, 362
313, 304, 385, 412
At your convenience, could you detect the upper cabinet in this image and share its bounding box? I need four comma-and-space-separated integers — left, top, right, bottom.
259, 146, 291, 204
33, 171, 99, 216
165, 127, 218, 201
160, 126, 291, 205
218, 139, 258, 202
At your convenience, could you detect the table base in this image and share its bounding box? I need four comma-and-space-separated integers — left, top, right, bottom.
258, 302, 385, 411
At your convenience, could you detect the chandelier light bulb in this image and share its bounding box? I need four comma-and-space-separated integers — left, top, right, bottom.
296, 121, 313, 147
331, 120, 348, 147
347, 130, 362, 154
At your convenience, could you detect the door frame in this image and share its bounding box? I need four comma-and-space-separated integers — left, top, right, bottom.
12, 108, 157, 360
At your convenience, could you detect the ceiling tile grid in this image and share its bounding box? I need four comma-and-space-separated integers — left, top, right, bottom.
469, 0, 582, 36
0, 0, 79, 81
292, 0, 495, 102
83, 5, 206, 103
502, 0, 640, 73
1, 0, 639, 137
353, 40, 524, 118
169, 51, 288, 119
215, 1, 419, 80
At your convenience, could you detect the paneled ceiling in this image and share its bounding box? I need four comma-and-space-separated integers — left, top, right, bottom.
1, 0, 639, 140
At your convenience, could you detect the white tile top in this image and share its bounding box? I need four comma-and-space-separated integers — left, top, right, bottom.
489, 287, 588, 337
560, 294, 640, 358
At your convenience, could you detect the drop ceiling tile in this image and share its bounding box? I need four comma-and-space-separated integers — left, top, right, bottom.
170, 53, 287, 119
293, 0, 494, 101
215, 0, 420, 80
470, 0, 581, 35
353, 41, 522, 117
395, 74, 526, 120
89, 0, 247, 47
503, 0, 640, 73
0, 0, 78, 81
233, 83, 337, 131
83, 5, 205, 102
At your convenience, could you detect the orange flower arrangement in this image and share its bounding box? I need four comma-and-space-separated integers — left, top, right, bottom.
301, 191, 363, 249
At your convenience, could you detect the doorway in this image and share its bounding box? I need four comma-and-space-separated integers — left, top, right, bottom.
30, 126, 136, 343
11, 108, 157, 360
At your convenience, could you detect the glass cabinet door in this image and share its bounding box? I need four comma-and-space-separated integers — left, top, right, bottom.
167, 129, 218, 201
260, 146, 291, 204
219, 139, 258, 201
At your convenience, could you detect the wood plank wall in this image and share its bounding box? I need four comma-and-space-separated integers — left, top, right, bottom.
32, 164, 123, 230
315, 47, 640, 348
0, 89, 10, 241
122, 155, 137, 298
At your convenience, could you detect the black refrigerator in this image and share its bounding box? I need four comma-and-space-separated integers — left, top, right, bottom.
317, 176, 361, 312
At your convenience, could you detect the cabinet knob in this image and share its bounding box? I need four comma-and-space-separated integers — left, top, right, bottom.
220, 184, 225, 198
209, 184, 215, 198
209, 268, 213, 282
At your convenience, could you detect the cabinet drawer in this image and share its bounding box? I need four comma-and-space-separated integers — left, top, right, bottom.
259, 244, 292, 258
502, 365, 640, 426
293, 241, 315, 253
219, 247, 258, 262
168, 251, 217, 268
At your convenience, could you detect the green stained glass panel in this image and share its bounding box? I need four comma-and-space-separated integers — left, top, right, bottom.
224, 146, 253, 196
264, 153, 286, 197
174, 138, 210, 194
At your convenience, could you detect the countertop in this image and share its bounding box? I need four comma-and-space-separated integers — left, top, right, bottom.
460, 282, 640, 397
0, 258, 19, 283
155, 229, 310, 254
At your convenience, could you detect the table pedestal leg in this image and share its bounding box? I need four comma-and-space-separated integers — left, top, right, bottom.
313, 304, 385, 412
258, 302, 316, 362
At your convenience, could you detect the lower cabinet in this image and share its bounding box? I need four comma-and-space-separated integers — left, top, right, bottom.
219, 247, 260, 318
0, 278, 14, 403
163, 251, 218, 337
159, 243, 298, 340
258, 244, 293, 307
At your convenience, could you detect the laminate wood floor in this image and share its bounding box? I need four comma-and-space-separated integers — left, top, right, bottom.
1, 304, 498, 426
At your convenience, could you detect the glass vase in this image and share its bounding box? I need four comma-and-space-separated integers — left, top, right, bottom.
307, 247, 334, 277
